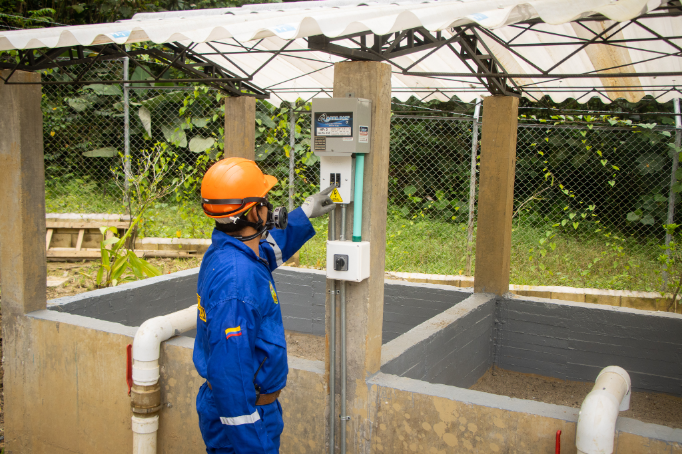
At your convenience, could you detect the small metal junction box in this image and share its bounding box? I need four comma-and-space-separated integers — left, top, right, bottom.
311, 98, 372, 156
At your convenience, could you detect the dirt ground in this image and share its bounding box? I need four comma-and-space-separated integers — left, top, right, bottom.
285, 331, 325, 361
471, 367, 682, 429
45, 258, 203, 300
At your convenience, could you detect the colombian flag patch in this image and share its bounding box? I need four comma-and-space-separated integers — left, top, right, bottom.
225, 326, 242, 340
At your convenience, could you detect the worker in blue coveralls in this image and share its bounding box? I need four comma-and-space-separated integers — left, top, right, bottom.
194, 157, 335, 453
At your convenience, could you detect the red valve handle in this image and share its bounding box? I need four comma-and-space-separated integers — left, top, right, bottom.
126, 344, 133, 396
556, 430, 562, 454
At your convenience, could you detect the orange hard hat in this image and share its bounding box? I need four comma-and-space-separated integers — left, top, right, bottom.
201, 157, 277, 219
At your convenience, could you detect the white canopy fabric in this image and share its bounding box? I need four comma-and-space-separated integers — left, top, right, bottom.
1, 0, 679, 103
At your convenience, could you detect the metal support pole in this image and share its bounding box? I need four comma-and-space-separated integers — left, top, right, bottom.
465, 98, 482, 275
289, 110, 296, 212
664, 98, 682, 287
328, 207, 337, 454
123, 56, 131, 210
339, 204, 347, 454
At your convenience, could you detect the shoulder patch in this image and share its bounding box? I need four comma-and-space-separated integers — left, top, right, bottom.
225, 326, 242, 340
197, 294, 206, 322
269, 282, 278, 304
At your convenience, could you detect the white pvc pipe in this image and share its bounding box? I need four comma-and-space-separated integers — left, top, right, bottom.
132, 415, 158, 454
576, 366, 631, 454
131, 305, 197, 454
132, 305, 197, 386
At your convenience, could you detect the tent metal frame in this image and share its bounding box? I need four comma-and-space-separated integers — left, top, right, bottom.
1, 0, 681, 100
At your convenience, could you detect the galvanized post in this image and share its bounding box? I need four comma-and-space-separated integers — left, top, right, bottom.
465, 98, 482, 275
123, 56, 131, 210
289, 109, 296, 212
664, 98, 682, 287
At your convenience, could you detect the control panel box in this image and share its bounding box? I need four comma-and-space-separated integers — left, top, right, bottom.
320, 155, 354, 204
312, 98, 372, 156
326, 240, 370, 282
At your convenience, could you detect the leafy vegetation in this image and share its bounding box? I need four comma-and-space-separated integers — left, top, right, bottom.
1, 0, 280, 29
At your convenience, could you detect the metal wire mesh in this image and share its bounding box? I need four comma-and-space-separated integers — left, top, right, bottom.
512, 120, 677, 290
38, 60, 680, 290
386, 115, 477, 274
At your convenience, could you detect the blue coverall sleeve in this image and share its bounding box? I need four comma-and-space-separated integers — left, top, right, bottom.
206, 298, 276, 454
261, 207, 315, 271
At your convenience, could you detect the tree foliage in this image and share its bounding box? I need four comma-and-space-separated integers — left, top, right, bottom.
1, 0, 280, 29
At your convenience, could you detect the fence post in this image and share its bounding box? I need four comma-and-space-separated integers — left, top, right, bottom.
465, 98, 482, 275
666, 98, 681, 247
123, 56, 131, 210
289, 109, 296, 212
664, 97, 682, 288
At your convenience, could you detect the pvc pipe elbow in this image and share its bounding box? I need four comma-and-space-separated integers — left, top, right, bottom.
576, 366, 631, 454
132, 306, 197, 386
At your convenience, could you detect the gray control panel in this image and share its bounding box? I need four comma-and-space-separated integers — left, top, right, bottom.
311, 98, 372, 156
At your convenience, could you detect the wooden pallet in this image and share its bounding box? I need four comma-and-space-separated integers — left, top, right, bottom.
46, 221, 202, 260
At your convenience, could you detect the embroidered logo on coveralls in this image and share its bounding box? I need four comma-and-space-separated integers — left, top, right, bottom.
197, 294, 206, 322
269, 282, 279, 304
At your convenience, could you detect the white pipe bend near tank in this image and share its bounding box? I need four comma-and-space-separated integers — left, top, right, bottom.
576, 366, 632, 454
131, 305, 197, 454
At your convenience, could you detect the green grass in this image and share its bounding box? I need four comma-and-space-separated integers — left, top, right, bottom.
46, 189, 664, 292
298, 216, 663, 292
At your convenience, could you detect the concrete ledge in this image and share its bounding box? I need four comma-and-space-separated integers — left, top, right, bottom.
381, 293, 496, 388
381, 293, 494, 367
386, 271, 680, 313
27, 309, 138, 337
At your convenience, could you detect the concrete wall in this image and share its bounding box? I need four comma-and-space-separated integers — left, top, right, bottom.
496, 296, 682, 395
17, 309, 326, 454
381, 293, 496, 388
367, 372, 682, 453
382, 292, 682, 396
48, 266, 471, 343
11, 286, 682, 453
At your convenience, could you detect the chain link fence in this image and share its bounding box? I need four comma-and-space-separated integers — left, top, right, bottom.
512, 120, 677, 290
37, 58, 682, 291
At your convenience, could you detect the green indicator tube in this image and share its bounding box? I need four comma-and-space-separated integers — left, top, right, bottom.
352, 154, 365, 242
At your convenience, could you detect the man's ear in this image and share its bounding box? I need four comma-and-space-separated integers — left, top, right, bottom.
246, 205, 260, 223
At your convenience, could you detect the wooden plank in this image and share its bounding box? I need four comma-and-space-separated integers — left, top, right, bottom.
46, 221, 130, 230
46, 248, 200, 260
47, 249, 101, 259
140, 250, 199, 258
75, 229, 85, 251
45, 229, 53, 250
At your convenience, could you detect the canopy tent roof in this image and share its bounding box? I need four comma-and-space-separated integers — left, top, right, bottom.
1, 0, 681, 103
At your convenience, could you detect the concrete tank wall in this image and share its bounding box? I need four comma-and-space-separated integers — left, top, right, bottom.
381, 293, 496, 388
382, 293, 682, 396
47, 266, 472, 343
496, 296, 682, 395
6, 286, 681, 453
